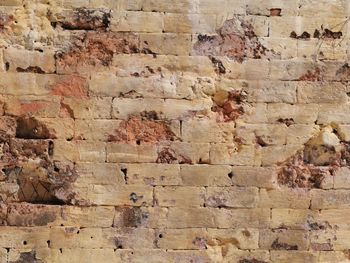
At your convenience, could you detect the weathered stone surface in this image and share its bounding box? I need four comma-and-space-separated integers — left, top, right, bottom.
0, 1, 349, 262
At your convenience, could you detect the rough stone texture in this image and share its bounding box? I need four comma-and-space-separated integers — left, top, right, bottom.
0, 0, 350, 262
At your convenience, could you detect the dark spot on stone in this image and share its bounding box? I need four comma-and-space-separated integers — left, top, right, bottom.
256, 136, 268, 147
16, 66, 45, 74
5, 62, 9, 71
192, 237, 207, 249
9, 250, 43, 263
156, 148, 178, 164
121, 168, 128, 183
321, 28, 342, 39
290, 31, 310, 40
129, 192, 139, 203
16, 117, 54, 140
271, 238, 298, 250
114, 207, 148, 227
59, 8, 111, 30
277, 118, 294, 127
313, 29, 321, 38
210, 56, 226, 74
299, 68, 322, 81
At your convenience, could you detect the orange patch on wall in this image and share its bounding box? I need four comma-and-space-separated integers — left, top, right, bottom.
51, 75, 88, 98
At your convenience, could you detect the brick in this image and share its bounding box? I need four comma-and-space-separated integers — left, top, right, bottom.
140, 33, 192, 55
85, 184, 153, 206
53, 140, 106, 162
112, 97, 213, 120
180, 164, 232, 186
3, 47, 55, 73
311, 190, 350, 209
259, 189, 311, 209
244, 81, 297, 103
111, 11, 163, 32
121, 163, 181, 185
182, 118, 236, 143
260, 229, 309, 251
270, 251, 318, 263
155, 186, 205, 207
61, 97, 112, 119
164, 13, 216, 33
74, 119, 121, 141
205, 187, 259, 208
107, 143, 157, 163
210, 144, 260, 165
266, 103, 319, 124
231, 166, 277, 188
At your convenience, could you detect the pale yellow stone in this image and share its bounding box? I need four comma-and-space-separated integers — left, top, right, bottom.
155, 186, 205, 207
107, 143, 157, 163
62, 97, 112, 119
4, 47, 55, 73
259, 189, 311, 209
111, 11, 163, 33
74, 119, 121, 141
244, 81, 297, 103
122, 163, 181, 185
206, 187, 259, 208
180, 164, 232, 186
182, 118, 236, 143
231, 166, 277, 188
210, 144, 259, 166
271, 251, 318, 263
164, 13, 216, 33
259, 229, 309, 250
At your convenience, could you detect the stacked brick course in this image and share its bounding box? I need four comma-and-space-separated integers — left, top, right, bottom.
0, 0, 350, 262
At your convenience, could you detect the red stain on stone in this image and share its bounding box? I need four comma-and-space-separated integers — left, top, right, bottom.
18, 101, 46, 115
212, 90, 246, 122
0, 12, 13, 32
193, 17, 270, 63
56, 32, 139, 69
51, 75, 88, 98
299, 68, 322, 81
108, 116, 175, 144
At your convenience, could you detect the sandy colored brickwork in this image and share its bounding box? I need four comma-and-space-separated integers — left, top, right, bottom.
0, 0, 350, 262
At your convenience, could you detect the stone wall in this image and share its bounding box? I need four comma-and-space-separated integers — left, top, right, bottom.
0, 0, 350, 262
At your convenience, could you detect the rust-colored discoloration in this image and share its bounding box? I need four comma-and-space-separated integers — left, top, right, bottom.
51, 75, 89, 98
271, 238, 298, 250
270, 8, 282, 16
310, 242, 333, 251
193, 17, 270, 63
0, 12, 13, 32
58, 8, 111, 30
9, 250, 43, 263
18, 101, 47, 116
108, 116, 176, 144
277, 151, 333, 188
56, 32, 139, 69
156, 147, 192, 164
211, 90, 246, 122
299, 68, 322, 81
